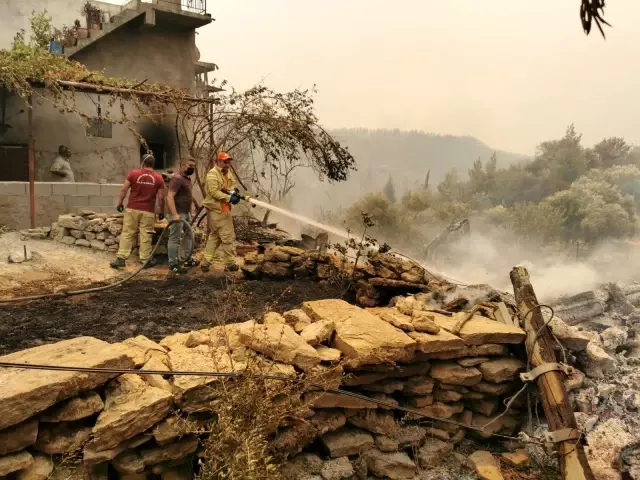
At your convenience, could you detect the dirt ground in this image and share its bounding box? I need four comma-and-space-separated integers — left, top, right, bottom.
0, 275, 350, 355
0, 233, 350, 355
0, 232, 121, 298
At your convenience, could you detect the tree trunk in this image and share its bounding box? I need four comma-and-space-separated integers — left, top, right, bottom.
510, 266, 594, 480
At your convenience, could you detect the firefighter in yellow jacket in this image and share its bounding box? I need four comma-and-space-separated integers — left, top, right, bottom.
201, 152, 241, 272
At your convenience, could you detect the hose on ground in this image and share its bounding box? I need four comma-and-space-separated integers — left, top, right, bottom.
0, 218, 195, 304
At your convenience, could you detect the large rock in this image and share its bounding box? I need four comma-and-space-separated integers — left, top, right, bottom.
408, 402, 464, 420
407, 330, 464, 354
321, 457, 354, 480
367, 307, 415, 331
83, 434, 152, 465
315, 346, 341, 363
471, 382, 511, 396
347, 410, 400, 436
547, 314, 591, 352
478, 357, 524, 383
416, 437, 452, 467
433, 313, 526, 345
262, 262, 293, 278
467, 450, 504, 480
121, 336, 168, 368
87, 374, 173, 452
33, 421, 93, 454
0, 451, 34, 477
40, 391, 104, 422
364, 450, 415, 480
283, 309, 313, 332
422, 344, 508, 360
264, 248, 291, 262
300, 320, 335, 346
57, 214, 87, 230
429, 362, 482, 386
238, 323, 321, 370
395, 425, 427, 449
168, 345, 241, 411
321, 428, 374, 457
0, 337, 133, 430
411, 312, 441, 334
584, 343, 616, 378
141, 436, 199, 467
303, 300, 416, 368
0, 419, 38, 455
306, 392, 377, 409
16, 454, 53, 480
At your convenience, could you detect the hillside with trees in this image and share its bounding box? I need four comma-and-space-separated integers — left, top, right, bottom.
290, 128, 528, 217
323, 125, 640, 262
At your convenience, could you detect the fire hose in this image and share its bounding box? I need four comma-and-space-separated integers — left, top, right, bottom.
0, 218, 195, 304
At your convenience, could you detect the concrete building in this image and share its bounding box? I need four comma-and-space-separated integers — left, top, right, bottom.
0, 0, 218, 228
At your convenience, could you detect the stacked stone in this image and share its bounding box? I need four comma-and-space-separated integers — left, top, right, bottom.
241, 250, 446, 310
0, 296, 529, 480
52, 211, 123, 253
241, 246, 341, 281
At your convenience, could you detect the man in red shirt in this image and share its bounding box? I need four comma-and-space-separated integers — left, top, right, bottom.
110, 153, 165, 269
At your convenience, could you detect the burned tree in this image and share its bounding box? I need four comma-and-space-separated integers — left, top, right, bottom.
174, 85, 356, 223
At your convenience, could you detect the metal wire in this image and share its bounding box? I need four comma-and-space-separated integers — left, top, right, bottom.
0, 360, 542, 443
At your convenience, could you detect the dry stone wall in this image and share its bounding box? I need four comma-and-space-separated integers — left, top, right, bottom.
241, 249, 446, 309
0, 293, 536, 480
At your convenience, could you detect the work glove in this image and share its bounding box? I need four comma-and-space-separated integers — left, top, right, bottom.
229, 192, 241, 205
158, 213, 165, 221
117, 205, 124, 213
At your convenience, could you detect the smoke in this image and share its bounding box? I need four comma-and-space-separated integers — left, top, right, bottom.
428, 231, 640, 302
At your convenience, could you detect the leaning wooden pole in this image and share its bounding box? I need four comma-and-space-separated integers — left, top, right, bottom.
510, 266, 594, 480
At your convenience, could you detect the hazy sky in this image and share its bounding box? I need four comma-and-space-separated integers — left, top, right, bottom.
116, 1, 640, 155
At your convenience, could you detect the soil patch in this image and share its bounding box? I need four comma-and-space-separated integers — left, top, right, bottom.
0, 277, 350, 355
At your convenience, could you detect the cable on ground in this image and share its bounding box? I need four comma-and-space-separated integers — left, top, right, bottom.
0, 218, 195, 304
0, 360, 545, 445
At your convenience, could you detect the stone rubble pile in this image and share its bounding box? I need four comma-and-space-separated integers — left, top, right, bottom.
18, 211, 205, 256
241, 249, 442, 304
19, 211, 125, 253
0, 294, 536, 480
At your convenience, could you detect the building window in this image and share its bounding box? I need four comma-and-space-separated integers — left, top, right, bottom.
86, 118, 113, 138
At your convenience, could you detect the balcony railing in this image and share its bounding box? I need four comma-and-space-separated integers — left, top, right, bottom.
180, 0, 207, 15
152, 0, 208, 15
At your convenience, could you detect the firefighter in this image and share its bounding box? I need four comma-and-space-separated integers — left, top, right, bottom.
201, 152, 241, 272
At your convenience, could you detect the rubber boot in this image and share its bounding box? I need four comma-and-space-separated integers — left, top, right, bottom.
201, 260, 211, 272
110, 258, 126, 269
142, 258, 158, 269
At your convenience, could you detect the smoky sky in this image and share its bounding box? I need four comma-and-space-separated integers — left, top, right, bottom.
93, 1, 640, 154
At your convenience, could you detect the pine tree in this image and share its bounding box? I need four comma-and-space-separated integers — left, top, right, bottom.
383, 176, 397, 202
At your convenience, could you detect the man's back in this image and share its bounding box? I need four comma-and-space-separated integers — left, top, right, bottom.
126, 168, 164, 213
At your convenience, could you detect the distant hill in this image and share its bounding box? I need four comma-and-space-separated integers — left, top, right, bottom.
290, 128, 529, 218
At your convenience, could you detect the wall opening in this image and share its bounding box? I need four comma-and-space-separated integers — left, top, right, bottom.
140, 143, 167, 169
0, 145, 28, 181
138, 121, 177, 171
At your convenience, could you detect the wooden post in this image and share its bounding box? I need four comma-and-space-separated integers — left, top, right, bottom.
27, 95, 35, 229
510, 266, 594, 480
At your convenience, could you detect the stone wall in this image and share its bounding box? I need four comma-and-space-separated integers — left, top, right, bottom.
241, 249, 445, 309
0, 296, 534, 479
0, 182, 122, 230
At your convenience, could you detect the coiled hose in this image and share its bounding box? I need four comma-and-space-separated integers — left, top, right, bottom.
0, 218, 195, 304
